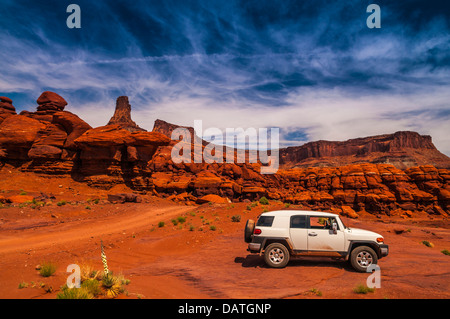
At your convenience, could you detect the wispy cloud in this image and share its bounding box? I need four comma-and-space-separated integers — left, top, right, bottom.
0, 0, 449, 155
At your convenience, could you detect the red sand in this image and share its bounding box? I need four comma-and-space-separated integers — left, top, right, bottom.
0, 169, 449, 299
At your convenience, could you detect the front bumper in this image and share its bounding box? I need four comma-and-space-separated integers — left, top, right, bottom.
379, 244, 389, 257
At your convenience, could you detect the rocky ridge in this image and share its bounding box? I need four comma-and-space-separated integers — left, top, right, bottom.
0, 92, 449, 218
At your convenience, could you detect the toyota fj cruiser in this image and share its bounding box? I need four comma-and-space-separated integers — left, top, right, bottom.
244, 210, 388, 272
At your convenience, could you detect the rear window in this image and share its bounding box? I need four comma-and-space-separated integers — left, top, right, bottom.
256, 216, 274, 227
290, 215, 307, 228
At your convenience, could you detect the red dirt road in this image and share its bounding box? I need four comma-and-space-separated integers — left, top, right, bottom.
1, 199, 449, 299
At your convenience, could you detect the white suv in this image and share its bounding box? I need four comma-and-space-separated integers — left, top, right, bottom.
244, 210, 389, 272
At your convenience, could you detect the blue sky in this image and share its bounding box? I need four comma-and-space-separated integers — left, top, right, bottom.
1, 0, 449, 154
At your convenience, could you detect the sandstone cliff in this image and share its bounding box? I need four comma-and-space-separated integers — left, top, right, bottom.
0, 92, 449, 218
279, 131, 450, 169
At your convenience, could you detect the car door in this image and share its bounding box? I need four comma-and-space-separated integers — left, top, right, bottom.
289, 215, 308, 251
307, 216, 345, 252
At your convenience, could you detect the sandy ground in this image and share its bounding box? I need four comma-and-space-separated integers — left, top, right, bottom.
0, 167, 449, 299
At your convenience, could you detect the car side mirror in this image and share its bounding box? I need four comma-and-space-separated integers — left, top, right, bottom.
332, 222, 337, 234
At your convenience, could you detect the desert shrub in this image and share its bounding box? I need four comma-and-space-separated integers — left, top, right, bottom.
171, 219, 178, 226
158, 221, 165, 227
422, 240, 434, 248
80, 265, 100, 281
353, 284, 375, 294
259, 197, 269, 205
309, 288, 322, 296
284, 203, 291, 208
57, 200, 67, 206
18, 282, 28, 289
231, 215, 241, 222
56, 287, 93, 299
189, 225, 195, 231
177, 216, 186, 224
209, 225, 216, 231
30, 199, 45, 209
101, 273, 124, 298
441, 249, 450, 256
81, 279, 102, 297
39, 262, 56, 277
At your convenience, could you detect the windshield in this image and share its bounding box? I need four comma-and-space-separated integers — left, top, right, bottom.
339, 216, 349, 229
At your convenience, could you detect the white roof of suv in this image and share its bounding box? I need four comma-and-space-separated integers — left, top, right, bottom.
259, 210, 339, 218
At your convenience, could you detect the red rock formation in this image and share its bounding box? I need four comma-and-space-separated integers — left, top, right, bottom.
0, 92, 448, 218
107, 96, 145, 132
36, 91, 67, 112
0, 96, 17, 125
73, 124, 170, 188
280, 131, 450, 169
0, 115, 46, 160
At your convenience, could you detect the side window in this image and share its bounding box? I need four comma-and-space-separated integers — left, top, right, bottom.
290, 215, 307, 228
256, 216, 274, 227
309, 216, 339, 230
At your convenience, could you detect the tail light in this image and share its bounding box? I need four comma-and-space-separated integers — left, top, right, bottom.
254, 228, 262, 235
376, 237, 384, 243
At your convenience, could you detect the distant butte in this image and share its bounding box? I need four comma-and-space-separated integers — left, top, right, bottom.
278, 131, 450, 170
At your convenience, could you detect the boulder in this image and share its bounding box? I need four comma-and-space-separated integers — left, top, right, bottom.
341, 205, 359, 218
36, 91, 67, 112
196, 194, 231, 204
107, 193, 142, 203
0, 96, 17, 124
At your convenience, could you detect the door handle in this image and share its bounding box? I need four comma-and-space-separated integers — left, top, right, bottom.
308, 232, 317, 236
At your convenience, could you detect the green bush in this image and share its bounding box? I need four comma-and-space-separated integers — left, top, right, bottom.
56, 287, 93, 299
309, 288, 322, 296
158, 221, 165, 227
353, 284, 375, 294
422, 240, 434, 248
176, 216, 186, 224
39, 262, 56, 277
441, 249, 450, 256
259, 197, 269, 205
57, 200, 67, 206
81, 279, 101, 297
18, 282, 28, 289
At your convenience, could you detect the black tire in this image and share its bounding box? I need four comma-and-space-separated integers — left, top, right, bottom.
350, 246, 378, 272
244, 219, 255, 243
264, 243, 290, 268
